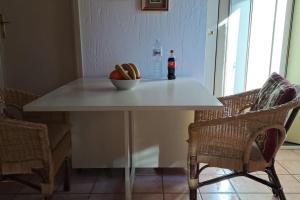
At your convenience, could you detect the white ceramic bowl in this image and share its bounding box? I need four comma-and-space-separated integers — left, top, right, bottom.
110, 79, 141, 90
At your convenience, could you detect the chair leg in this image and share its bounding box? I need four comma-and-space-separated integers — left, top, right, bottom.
267, 173, 279, 197
44, 195, 52, 200
189, 155, 198, 200
266, 165, 286, 200
63, 157, 71, 191
190, 189, 197, 200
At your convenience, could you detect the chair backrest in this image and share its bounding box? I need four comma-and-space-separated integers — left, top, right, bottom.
285, 85, 300, 132
0, 88, 37, 108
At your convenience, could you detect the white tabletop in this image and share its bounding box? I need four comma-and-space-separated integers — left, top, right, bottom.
24, 78, 223, 112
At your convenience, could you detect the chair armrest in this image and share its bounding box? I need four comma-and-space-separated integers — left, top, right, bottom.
0, 88, 39, 108
0, 118, 51, 164
194, 89, 260, 122
189, 107, 288, 164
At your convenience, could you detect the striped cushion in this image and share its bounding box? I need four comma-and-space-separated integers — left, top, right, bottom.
251, 72, 296, 162
252, 73, 296, 111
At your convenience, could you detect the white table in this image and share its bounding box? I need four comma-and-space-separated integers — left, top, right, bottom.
24, 78, 223, 200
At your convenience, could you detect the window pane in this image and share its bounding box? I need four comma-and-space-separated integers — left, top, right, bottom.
246, 0, 277, 90
224, 0, 251, 96
271, 0, 288, 74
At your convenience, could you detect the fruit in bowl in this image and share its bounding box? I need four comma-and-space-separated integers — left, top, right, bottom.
109, 63, 141, 90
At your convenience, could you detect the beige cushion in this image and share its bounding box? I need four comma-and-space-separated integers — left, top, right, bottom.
47, 123, 70, 150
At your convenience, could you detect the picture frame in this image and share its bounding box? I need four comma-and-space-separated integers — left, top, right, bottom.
141, 0, 169, 11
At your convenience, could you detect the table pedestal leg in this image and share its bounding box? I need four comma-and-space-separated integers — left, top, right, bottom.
124, 111, 135, 200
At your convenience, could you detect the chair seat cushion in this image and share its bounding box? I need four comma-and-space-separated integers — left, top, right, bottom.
47, 123, 70, 150
251, 72, 296, 162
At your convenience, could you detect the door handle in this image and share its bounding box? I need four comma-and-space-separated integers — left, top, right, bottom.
0, 14, 11, 39
208, 30, 214, 36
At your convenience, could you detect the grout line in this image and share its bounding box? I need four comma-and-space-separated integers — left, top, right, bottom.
276, 160, 294, 174
226, 171, 241, 200
291, 174, 300, 184
280, 146, 300, 150
275, 160, 290, 173
198, 188, 204, 200
162, 168, 165, 200
88, 172, 99, 196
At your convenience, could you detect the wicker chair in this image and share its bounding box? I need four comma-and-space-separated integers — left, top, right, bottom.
188, 86, 300, 200
0, 88, 71, 199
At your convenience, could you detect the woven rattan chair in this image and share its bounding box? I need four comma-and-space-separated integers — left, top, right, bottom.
188, 86, 300, 200
0, 88, 71, 199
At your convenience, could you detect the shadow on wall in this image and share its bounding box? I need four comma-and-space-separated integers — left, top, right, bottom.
0, 0, 77, 95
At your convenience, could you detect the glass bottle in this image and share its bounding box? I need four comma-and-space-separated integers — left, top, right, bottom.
167, 50, 176, 80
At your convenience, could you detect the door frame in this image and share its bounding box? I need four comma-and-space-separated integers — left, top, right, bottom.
0, 27, 5, 87
213, 0, 230, 97
72, 0, 83, 78
203, 0, 219, 93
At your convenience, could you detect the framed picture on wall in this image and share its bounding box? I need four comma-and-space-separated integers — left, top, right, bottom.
141, 0, 169, 11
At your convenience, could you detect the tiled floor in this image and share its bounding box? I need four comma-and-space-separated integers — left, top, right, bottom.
1, 149, 300, 200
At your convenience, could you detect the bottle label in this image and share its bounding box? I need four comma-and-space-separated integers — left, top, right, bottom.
153, 49, 162, 57
168, 61, 176, 68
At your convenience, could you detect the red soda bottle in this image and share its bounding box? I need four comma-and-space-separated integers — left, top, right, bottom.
167, 50, 176, 80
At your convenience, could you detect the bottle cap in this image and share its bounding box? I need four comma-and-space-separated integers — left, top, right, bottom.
170, 50, 174, 53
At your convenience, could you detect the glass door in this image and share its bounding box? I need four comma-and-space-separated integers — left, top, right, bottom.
223, 0, 251, 96
214, 0, 294, 96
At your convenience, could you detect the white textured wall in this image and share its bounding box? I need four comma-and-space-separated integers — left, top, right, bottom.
78, 0, 207, 79
74, 0, 207, 168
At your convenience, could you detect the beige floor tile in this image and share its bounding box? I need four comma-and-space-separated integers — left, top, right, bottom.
277, 160, 300, 174
165, 193, 202, 200
275, 162, 290, 174
13, 194, 43, 200
89, 194, 125, 200
163, 175, 189, 193
238, 194, 277, 200
133, 176, 163, 193
57, 176, 96, 194
293, 175, 300, 182
133, 194, 163, 200
223, 169, 234, 174
255, 162, 289, 175
199, 174, 235, 193
198, 165, 225, 175
278, 175, 300, 193
230, 176, 270, 193
254, 174, 300, 194
136, 168, 163, 176
201, 193, 239, 200
17, 174, 62, 194
52, 194, 89, 200
91, 169, 124, 194
0, 181, 23, 194
276, 150, 300, 161
286, 194, 300, 200
0, 195, 15, 200
163, 168, 187, 176
92, 175, 124, 193
292, 150, 300, 157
